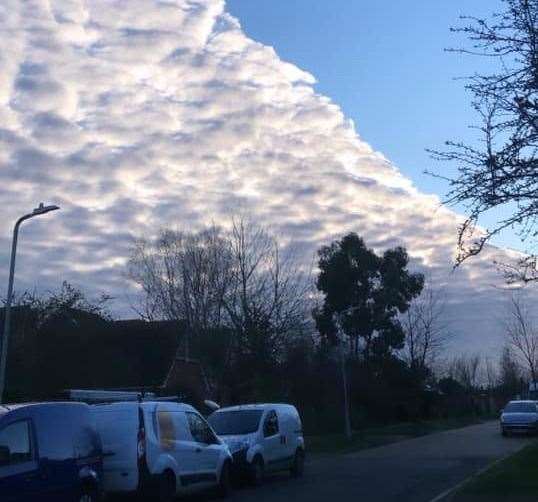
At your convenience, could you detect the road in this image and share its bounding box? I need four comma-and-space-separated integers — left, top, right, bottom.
219, 421, 532, 502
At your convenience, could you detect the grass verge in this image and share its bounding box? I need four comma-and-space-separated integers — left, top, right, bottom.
306, 416, 485, 455
451, 440, 538, 502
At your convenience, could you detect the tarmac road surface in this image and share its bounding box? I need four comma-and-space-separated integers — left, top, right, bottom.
204, 421, 533, 502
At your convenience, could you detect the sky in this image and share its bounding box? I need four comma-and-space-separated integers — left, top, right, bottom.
0, 0, 534, 359
227, 0, 517, 250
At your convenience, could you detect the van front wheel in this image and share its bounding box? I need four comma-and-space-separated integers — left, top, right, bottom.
158, 471, 176, 502
78, 485, 97, 502
218, 461, 233, 498
291, 449, 304, 478
250, 456, 264, 486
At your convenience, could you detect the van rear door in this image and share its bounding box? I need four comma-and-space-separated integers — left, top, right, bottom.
278, 407, 299, 463
92, 405, 140, 493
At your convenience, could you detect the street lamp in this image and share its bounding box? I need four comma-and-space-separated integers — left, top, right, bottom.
0, 203, 60, 403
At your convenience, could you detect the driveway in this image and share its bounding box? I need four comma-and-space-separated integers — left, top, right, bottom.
221, 421, 533, 502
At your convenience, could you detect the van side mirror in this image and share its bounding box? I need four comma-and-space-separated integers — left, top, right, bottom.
0, 446, 11, 466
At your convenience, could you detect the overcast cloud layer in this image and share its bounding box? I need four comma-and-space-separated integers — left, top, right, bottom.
0, 0, 528, 356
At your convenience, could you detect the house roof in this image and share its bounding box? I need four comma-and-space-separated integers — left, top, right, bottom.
164, 357, 209, 397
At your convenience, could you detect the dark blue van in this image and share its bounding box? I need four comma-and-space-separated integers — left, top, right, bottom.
0, 402, 103, 502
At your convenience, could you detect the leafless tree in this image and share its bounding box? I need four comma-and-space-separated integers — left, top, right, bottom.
128, 225, 233, 357
4, 282, 112, 328
483, 357, 499, 391
505, 294, 538, 383
447, 354, 481, 390
128, 218, 312, 361
429, 1, 538, 271
222, 218, 312, 361
499, 345, 522, 397
402, 284, 451, 373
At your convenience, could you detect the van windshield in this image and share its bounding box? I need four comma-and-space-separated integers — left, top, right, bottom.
505, 402, 537, 413
208, 410, 263, 435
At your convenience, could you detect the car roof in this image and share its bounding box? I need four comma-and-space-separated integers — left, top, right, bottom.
216, 403, 294, 412
0, 402, 89, 419
91, 401, 195, 412
2, 401, 85, 410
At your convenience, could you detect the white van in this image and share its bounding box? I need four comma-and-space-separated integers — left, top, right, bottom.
208, 404, 305, 485
91, 401, 233, 501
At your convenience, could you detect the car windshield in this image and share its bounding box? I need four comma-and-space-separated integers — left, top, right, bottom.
208, 410, 263, 435
505, 402, 537, 413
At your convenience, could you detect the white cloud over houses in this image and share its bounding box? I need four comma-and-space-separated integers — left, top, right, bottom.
0, 0, 527, 356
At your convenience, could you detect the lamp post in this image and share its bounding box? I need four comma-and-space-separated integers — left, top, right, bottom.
334, 311, 352, 439
338, 327, 352, 440
0, 203, 60, 403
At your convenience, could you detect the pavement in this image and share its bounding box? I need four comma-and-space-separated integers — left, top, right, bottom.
213, 421, 534, 502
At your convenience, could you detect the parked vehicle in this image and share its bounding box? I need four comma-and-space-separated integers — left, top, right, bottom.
91, 400, 232, 501
500, 400, 538, 436
0, 402, 104, 502
208, 403, 305, 485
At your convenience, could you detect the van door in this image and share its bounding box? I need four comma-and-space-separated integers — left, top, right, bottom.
262, 410, 283, 471
156, 408, 198, 493
186, 412, 220, 486
0, 419, 43, 502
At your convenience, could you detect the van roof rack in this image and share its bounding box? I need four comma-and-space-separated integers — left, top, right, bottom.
64, 389, 184, 404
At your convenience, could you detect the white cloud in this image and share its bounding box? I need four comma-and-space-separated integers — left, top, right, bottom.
0, 0, 528, 357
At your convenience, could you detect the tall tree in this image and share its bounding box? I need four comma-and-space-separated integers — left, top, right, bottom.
128, 219, 311, 399
432, 0, 538, 273
499, 346, 522, 398
403, 283, 451, 375
447, 354, 481, 391
222, 218, 311, 367
505, 294, 538, 383
128, 225, 232, 357
314, 233, 424, 363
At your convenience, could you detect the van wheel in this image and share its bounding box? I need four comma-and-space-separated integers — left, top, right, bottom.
78, 485, 97, 502
218, 461, 233, 498
291, 449, 304, 478
250, 456, 264, 486
158, 471, 176, 502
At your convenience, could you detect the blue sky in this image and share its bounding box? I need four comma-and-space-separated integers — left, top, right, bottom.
226, 0, 516, 249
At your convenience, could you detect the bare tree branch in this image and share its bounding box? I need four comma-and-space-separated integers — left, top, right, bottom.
403, 283, 451, 372
431, 0, 538, 269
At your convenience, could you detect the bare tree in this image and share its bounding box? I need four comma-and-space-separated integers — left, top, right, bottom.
223, 218, 312, 362
4, 282, 112, 328
128, 225, 233, 357
128, 219, 312, 363
403, 284, 450, 373
430, 1, 538, 271
447, 354, 481, 390
505, 294, 538, 383
499, 346, 522, 397
483, 357, 499, 391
